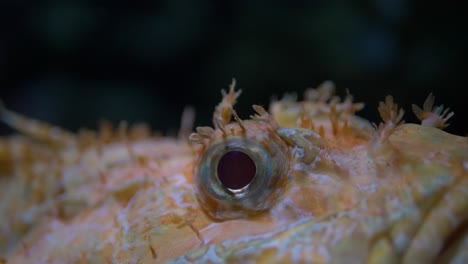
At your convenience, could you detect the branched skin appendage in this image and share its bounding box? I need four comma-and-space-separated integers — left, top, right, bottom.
367, 95, 405, 162
271, 81, 371, 144
1, 81, 468, 263
212, 78, 242, 132
0, 100, 76, 146
412, 93, 454, 129
375, 95, 405, 138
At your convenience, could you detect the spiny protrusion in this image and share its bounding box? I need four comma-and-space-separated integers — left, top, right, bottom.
231, 108, 246, 131
98, 119, 114, 143
250, 105, 279, 130
188, 133, 204, 144
214, 118, 227, 136
378, 95, 404, 127
304, 80, 336, 102
179, 106, 196, 139
77, 120, 152, 151
412, 93, 454, 129
304, 82, 364, 117
342, 89, 365, 118
189, 126, 214, 144
329, 104, 340, 136
373, 95, 404, 141
0, 100, 76, 146
196, 126, 214, 138
118, 120, 135, 160
213, 79, 242, 131
297, 104, 315, 130
129, 123, 152, 141
325, 89, 363, 138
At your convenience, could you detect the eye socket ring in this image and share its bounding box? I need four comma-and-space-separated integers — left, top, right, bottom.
195, 137, 289, 220
200, 138, 269, 200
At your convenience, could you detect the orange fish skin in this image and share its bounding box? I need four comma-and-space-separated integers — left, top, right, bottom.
0, 81, 467, 263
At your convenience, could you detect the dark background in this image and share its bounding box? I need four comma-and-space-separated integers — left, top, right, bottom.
0, 0, 466, 136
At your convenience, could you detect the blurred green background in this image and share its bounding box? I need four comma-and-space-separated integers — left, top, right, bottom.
0, 0, 466, 135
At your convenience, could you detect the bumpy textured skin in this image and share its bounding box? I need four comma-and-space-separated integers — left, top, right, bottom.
0, 82, 467, 263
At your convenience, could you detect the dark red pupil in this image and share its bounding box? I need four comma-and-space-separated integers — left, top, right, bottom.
217, 151, 256, 190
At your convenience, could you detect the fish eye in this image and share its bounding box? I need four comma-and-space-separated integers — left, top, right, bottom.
217, 150, 256, 191
195, 136, 289, 220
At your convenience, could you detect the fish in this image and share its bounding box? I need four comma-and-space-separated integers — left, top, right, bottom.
0, 80, 466, 263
